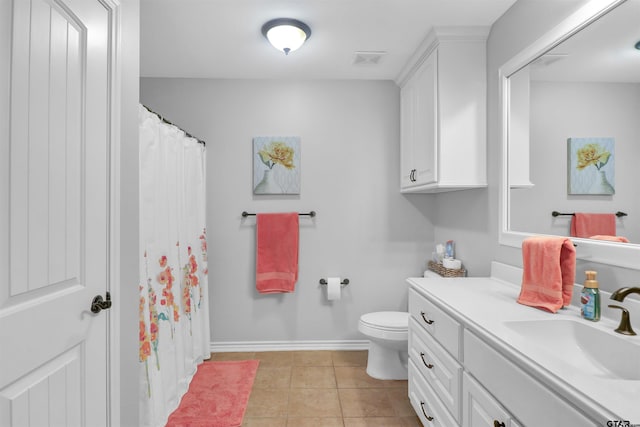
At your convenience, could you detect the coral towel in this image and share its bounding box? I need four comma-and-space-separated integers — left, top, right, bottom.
589, 235, 630, 243
517, 236, 576, 313
256, 213, 299, 294
570, 213, 615, 238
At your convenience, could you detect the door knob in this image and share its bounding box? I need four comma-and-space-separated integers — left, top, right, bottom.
91, 292, 112, 313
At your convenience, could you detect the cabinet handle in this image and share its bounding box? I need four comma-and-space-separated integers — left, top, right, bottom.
493, 421, 505, 427
412, 169, 417, 181
420, 311, 434, 325
420, 401, 434, 421
419, 352, 434, 369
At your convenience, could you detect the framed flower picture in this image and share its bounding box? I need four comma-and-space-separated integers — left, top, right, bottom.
567, 137, 615, 195
253, 136, 301, 194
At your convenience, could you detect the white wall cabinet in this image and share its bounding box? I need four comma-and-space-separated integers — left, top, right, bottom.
398, 27, 488, 193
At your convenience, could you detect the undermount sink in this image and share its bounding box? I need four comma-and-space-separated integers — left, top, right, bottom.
503, 319, 640, 380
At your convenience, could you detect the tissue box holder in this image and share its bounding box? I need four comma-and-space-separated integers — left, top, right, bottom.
428, 261, 466, 278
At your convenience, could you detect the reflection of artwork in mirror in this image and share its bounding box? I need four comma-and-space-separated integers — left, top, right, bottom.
253, 136, 301, 195
567, 137, 615, 195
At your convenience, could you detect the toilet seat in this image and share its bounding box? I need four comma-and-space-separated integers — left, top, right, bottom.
358, 311, 409, 341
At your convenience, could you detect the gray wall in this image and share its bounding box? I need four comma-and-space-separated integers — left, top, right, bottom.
511, 81, 640, 242
120, 0, 140, 425
141, 78, 435, 344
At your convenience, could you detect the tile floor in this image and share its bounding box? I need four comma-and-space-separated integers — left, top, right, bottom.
210, 350, 422, 427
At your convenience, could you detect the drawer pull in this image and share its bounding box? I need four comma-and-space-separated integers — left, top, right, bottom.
420, 311, 434, 325
419, 352, 434, 369
420, 401, 434, 421
493, 421, 505, 427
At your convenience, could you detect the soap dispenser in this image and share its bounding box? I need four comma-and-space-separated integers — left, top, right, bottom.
580, 270, 600, 321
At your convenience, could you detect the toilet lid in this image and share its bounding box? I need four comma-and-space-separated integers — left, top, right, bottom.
360, 311, 409, 330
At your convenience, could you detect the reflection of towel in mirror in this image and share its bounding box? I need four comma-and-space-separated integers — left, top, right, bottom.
517, 236, 576, 313
570, 213, 615, 238
589, 235, 630, 243
256, 213, 299, 294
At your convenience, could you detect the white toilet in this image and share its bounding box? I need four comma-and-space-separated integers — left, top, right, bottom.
358, 311, 410, 380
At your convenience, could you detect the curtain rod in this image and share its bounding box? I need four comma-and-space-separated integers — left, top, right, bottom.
142, 104, 206, 146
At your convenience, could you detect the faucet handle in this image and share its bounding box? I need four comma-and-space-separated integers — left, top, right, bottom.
608, 305, 636, 336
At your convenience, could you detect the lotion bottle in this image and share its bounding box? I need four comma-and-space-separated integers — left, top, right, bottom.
580, 270, 600, 322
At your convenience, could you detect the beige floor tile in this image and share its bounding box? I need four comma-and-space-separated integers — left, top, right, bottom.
343, 417, 408, 427
292, 350, 333, 366
338, 389, 396, 418
335, 367, 390, 388
286, 417, 344, 426
288, 388, 342, 418
331, 350, 368, 367
254, 366, 292, 389
246, 389, 290, 418
399, 415, 424, 426
210, 351, 257, 361
291, 366, 337, 389
255, 351, 295, 367
242, 417, 287, 427
386, 387, 415, 417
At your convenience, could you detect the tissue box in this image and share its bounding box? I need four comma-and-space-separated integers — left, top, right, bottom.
428, 261, 466, 278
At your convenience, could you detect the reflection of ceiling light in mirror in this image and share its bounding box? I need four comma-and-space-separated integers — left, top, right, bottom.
531, 53, 569, 67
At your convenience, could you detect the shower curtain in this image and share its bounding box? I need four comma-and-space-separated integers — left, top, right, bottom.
138, 105, 210, 427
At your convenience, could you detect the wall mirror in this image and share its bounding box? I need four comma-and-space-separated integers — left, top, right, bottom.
500, 0, 640, 269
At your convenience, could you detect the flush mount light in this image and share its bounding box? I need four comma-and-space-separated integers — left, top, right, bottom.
261, 18, 311, 55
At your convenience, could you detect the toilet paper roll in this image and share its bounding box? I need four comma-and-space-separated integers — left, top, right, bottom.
327, 277, 341, 301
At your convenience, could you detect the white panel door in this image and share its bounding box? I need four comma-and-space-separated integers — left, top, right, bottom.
0, 0, 116, 425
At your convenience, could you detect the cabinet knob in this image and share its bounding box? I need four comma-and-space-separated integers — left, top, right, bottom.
419, 352, 434, 369
420, 311, 434, 325
420, 401, 434, 421
493, 421, 506, 427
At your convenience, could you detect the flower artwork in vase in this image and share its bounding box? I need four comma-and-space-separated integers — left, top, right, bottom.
253, 137, 301, 195
568, 138, 615, 195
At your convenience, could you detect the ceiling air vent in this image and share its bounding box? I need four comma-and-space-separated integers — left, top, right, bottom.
353, 51, 387, 65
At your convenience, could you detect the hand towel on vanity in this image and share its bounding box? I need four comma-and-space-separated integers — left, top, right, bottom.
588, 234, 630, 243
570, 213, 616, 238
517, 236, 576, 313
256, 213, 299, 294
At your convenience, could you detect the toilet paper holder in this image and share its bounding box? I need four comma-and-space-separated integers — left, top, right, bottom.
319, 278, 349, 286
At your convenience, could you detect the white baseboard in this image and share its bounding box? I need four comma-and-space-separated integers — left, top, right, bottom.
210, 340, 370, 353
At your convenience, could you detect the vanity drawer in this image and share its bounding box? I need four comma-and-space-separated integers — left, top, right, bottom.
409, 288, 462, 360
409, 360, 459, 427
463, 330, 598, 427
409, 317, 462, 423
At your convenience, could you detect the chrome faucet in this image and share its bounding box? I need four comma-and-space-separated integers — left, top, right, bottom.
609, 287, 640, 336
610, 287, 640, 302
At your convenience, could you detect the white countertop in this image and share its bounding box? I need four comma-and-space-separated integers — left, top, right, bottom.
408, 267, 640, 424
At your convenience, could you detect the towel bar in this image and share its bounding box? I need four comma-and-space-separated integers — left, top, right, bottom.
242, 211, 316, 217
551, 211, 627, 217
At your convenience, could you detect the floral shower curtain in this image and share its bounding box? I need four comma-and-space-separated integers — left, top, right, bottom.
138, 105, 210, 427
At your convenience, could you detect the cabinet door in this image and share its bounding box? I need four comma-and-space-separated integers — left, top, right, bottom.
412, 50, 438, 186
400, 80, 417, 188
462, 373, 516, 427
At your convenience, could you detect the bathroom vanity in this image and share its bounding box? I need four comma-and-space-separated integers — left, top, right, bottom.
407, 263, 639, 426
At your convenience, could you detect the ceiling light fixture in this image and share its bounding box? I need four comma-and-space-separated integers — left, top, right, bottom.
261, 18, 311, 55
